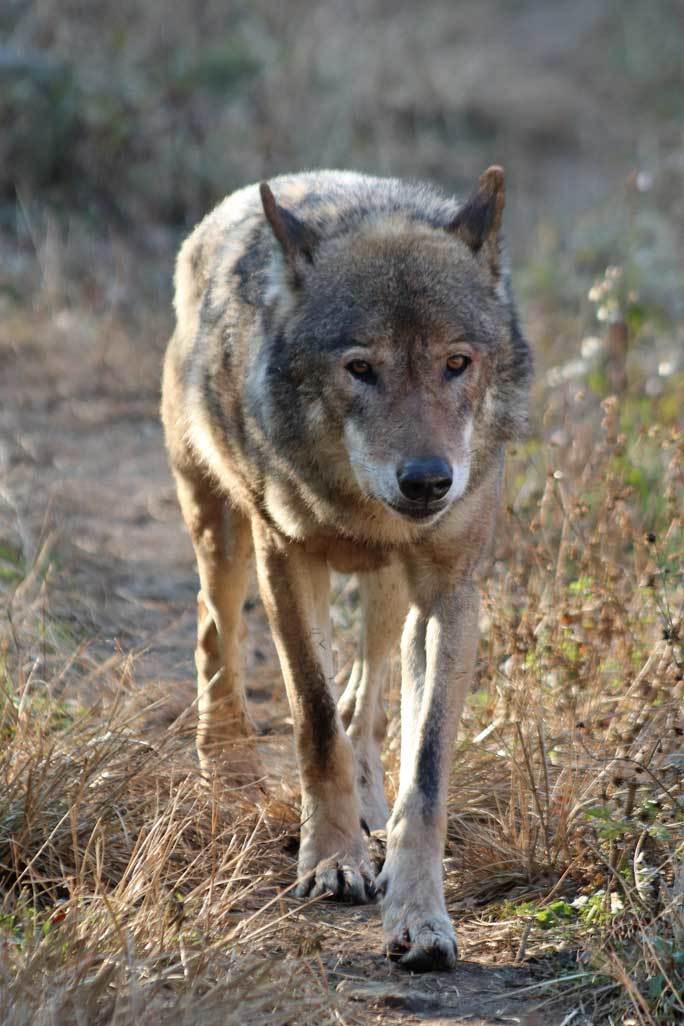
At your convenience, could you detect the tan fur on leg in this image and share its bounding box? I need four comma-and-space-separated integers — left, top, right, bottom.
174, 471, 258, 779
338, 565, 408, 829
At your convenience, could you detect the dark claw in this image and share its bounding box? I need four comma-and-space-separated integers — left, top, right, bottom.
294, 872, 314, 898
387, 931, 411, 961
337, 864, 346, 896
399, 936, 458, 972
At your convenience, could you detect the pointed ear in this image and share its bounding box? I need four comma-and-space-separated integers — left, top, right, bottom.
448, 165, 505, 275
259, 183, 319, 286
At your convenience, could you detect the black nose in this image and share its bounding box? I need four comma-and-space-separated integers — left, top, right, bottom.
397, 458, 453, 502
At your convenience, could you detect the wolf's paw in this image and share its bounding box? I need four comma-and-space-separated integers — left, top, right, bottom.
385, 915, 458, 971
377, 849, 458, 971
296, 820, 376, 903
295, 853, 376, 903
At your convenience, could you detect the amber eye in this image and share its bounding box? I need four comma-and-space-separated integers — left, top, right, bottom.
346, 359, 377, 384
445, 354, 471, 378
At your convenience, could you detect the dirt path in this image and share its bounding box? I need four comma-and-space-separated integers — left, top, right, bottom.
1, 317, 549, 1025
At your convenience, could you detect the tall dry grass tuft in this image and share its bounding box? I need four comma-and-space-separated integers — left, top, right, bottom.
0, 669, 346, 1024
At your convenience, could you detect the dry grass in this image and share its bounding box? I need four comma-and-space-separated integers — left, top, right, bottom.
0, 534, 346, 1022
0, 672, 347, 1024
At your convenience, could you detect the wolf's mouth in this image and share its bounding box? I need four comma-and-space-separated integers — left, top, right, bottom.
386, 500, 448, 522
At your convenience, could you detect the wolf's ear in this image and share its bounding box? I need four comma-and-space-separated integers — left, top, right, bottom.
260, 183, 319, 286
448, 165, 505, 276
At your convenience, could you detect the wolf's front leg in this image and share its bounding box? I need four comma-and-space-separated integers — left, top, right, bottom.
378, 578, 479, 970
253, 524, 375, 903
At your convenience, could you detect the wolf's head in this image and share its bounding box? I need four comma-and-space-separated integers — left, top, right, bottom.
259, 168, 531, 524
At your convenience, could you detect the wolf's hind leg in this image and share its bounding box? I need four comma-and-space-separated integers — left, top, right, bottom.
338, 565, 408, 830
174, 470, 256, 778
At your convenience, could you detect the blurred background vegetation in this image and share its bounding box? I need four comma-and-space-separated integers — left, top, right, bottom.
2, 0, 684, 313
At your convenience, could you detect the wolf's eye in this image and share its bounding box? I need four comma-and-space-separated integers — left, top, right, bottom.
346, 359, 377, 385
445, 354, 471, 378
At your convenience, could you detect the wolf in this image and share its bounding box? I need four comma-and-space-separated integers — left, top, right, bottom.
161, 166, 531, 971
